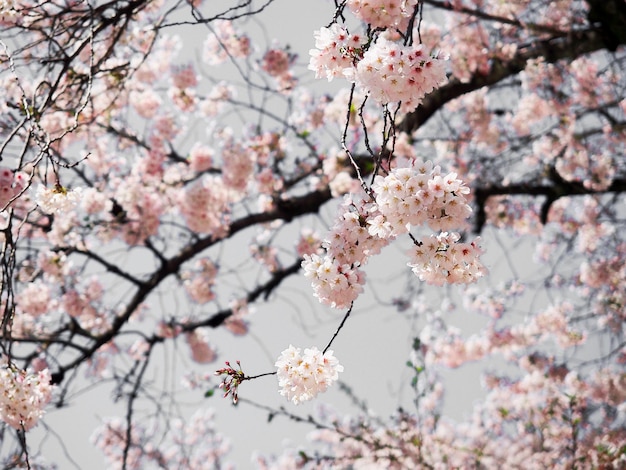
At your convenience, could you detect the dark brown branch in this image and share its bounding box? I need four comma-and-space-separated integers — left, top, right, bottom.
472, 174, 626, 233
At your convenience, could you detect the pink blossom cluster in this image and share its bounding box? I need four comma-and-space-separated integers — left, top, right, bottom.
185, 328, 217, 364
310, 27, 447, 111
407, 232, 486, 285
441, 17, 490, 83
261, 47, 296, 92
346, 0, 418, 30
91, 408, 232, 469
203, 20, 251, 65
302, 196, 386, 309
16, 280, 52, 317
421, 302, 585, 368
35, 184, 83, 214
579, 255, 626, 333
304, 159, 484, 306
0, 362, 53, 431
302, 252, 367, 309
113, 176, 164, 245
355, 38, 447, 111
370, 159, 473, 235
323, 150, 362, 197
92, 411, 233, 470
220, 133, 256, 193
164, 408, 233, 469
0, 167, 26, 208
262, 349, 626, 468
484, 195, 543, 235
128, 88, 162, 119
187, 143, 214, 173
170, 63, 198, 89
295, 228, 323, 258
309, 24, 366, 82
178, 176, 231, 236
275, 345, 343, 404
250, 241, 279, 272
62, 285, 111, 334
183, 257, 218, 303
91, 417, 154, 469
168, 86, 196, 112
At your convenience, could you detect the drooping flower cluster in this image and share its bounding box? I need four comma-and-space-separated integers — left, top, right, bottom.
35, 184, 83, 214
304, 159, 485, 308
275, 345, 343, 405
0, 363, 53, 431
302, 196, 387, 309
182, 257, 218, 304
261, 47, 297, 92
310, 23, 447, 111
185, 328, 217, 364
302, 252, 367, 309
177, 176, 231, 236
407, 232, 485, 285
309, 24, 366, 81
370, 159, 473, 235
355, 38, 448, 111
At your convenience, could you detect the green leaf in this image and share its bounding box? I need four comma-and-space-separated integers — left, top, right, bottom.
204, 389, 214, 398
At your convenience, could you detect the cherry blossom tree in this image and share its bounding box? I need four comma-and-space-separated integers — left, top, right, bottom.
0, 0, 625, 468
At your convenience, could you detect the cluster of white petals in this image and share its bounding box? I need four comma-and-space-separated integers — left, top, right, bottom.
355, 38, 448, 111
309, 24, 366, 82
275, 345, 343, 404
407, 231, 486, 285
36, 184, 83, 214
305, 158, 485, 307
371, 158, 472, 235
310, 22, 447, 111
302, 196, 387, 309
0, 363, 53, 431
302, 252, 366, 309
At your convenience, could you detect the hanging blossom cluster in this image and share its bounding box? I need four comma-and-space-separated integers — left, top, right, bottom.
35, 184, 83, 214
309, 24, 366, 82
303, 159, 486, 308
371, 160, 486, 284
302, 196, 385, 309
275, 345, 343, 405
309, 22, 447, 111
0, 362, 54, 431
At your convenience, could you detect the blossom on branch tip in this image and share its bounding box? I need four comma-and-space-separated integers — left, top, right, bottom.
0, 362, 53, 431
355, 38, 448, 112
309, 24, 366, 82
275, 345, 343, 405
35, 184, 83, 214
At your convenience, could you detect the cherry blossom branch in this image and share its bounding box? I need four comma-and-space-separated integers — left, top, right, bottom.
398, 28, 608, 135
473, 175, 626, 232
421, 0, 567, 35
